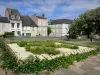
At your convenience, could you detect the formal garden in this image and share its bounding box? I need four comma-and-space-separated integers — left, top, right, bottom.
0, 37, 99, 75
17, 40, 78, 55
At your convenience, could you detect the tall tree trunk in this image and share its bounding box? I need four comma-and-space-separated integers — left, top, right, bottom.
87, 33, 90, 38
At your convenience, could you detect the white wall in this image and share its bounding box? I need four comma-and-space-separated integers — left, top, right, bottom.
22, 26, 37, 37
10, 20, 22, 36
31, 15, 48, 36
62, 24, 69, 36
0, 23, 10, 35
49, 23, 69, 37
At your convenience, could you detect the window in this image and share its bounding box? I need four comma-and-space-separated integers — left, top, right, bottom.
17, 23, 20, 28
16, 16, 20, 20
11, 23, 14, 28
17, 31, 20, 35
12, 31, 15, 34
22, 33, 24, 36
11, 15, 15, 19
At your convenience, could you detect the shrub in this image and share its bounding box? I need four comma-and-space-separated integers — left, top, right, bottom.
61, 44, 78, 49
17, 41, 27, 47
4, 32, 14, 36
25, 45, 31, 51
29, 46, 60, 55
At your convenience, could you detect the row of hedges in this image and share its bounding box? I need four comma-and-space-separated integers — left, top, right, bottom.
1, 38, 100, 74
18, 40, 55, 47
4, 32, 14, 36
17, 40, 78, 49
17, 40, 78, 55
25, 46, 60, 55
2, 32, 14, 38
55, 44, 78, 49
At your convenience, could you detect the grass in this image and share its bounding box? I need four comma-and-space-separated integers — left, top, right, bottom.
5, 37, 100, 48
5, 37, 63, 43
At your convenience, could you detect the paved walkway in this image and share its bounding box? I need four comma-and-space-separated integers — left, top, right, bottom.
1, 54, 100, 75
36, 53, 100, 75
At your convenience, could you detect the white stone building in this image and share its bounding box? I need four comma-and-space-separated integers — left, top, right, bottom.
49, 19, 72, 37
5, 8, 23, 36
31, 14, 48, 36
21, 16, 38, 37
0, 17, 10, 35
0, 8, 48, 37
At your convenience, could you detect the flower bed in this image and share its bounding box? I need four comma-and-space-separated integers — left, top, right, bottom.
17, 40, 79, 55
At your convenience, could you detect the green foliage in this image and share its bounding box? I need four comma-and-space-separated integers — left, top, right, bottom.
47, 27, 52, 36
14, 49, 100, 73
4, 32, 14, 35
26, 46, 60, 55
1, 38, 100, 74
0, 39, 18, 73
18, 40, 78, 55
17, 41, 27, 47
69, 7, 100, 38
61, 44, 78, 49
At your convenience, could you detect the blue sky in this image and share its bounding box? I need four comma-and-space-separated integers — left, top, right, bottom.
0, 0, 100, 20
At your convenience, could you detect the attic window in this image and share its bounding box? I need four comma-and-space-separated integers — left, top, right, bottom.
16, 16, 20, 20
11, 15, 15, 19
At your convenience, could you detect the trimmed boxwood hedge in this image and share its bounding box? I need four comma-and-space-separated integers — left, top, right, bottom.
4, 32, 14, 36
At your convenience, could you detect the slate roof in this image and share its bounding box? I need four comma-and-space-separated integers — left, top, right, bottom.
50, 19, 72, 25
21, 16, 38, 27
0, 17, 9, 23
6, 8, 21, 15
36, 16, 47, 19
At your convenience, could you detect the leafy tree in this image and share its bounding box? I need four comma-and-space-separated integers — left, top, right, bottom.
47, 27, 52, 36
69, 7, 100, 38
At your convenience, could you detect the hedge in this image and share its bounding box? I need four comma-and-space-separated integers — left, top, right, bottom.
4, 32, 14, 36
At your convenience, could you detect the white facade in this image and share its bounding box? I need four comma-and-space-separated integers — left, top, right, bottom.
10, 20, 22, 36
22, 26, 37, 37
49, 23, 69, 37
0, 23, 10, 35
31, 15, 48, 36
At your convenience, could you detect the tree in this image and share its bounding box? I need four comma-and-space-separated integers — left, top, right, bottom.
47, 27, 52, 36
69, 7, 100, 38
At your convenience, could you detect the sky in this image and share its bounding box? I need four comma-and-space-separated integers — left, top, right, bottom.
0, 0, 100, 20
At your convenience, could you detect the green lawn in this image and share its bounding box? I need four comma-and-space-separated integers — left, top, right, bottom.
5, 37, 100, 48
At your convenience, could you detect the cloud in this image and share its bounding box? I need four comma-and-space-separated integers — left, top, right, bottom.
0, 0, 100, 19
61, 0, 100, 11
0, 6, 6, 16
54, 13, 79, 20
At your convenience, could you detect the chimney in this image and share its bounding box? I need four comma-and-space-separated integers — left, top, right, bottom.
42, 13, 45, 18
50, 19, 52, 22
6, 8, 11, 14
34, 14, 36, 16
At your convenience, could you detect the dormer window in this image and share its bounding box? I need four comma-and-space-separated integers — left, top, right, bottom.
11, 15, 15, 19
16, 16, 20, 20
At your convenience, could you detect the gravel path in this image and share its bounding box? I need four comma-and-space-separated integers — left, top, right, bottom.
8, 44, 95, 61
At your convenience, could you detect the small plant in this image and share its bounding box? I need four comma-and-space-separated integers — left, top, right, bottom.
17, 41, 27, 47
29, 46, 60, 55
